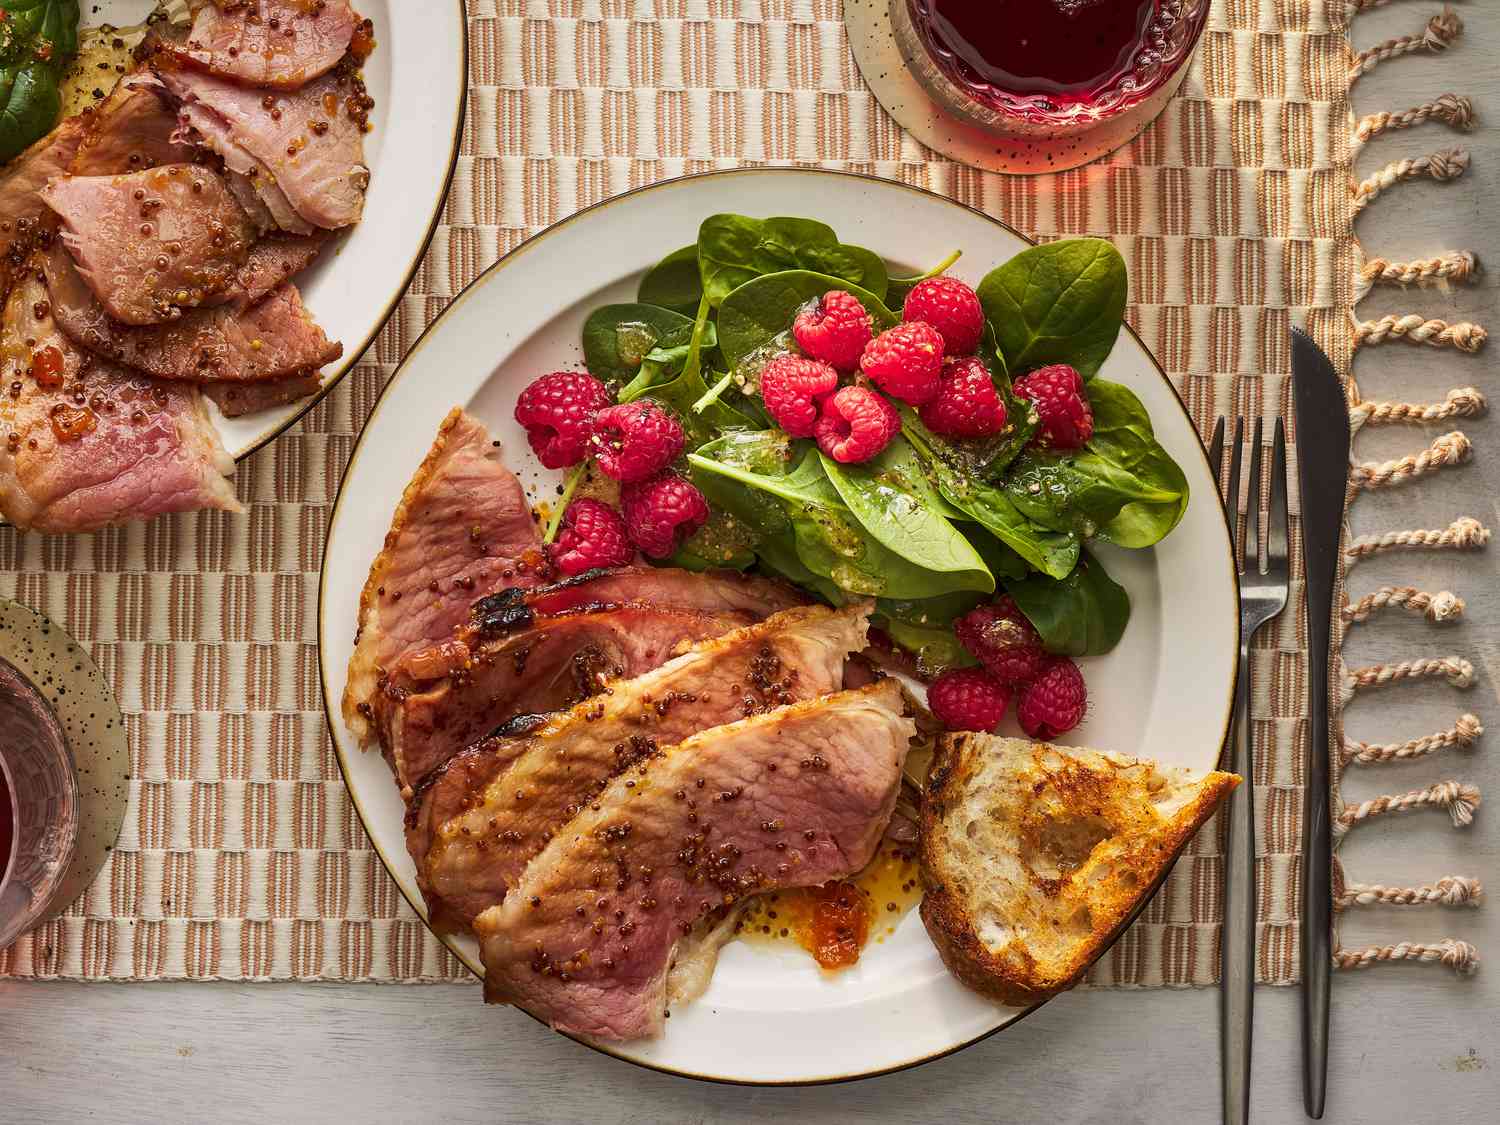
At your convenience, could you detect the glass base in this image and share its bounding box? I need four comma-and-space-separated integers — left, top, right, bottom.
845, 0, 1202, 175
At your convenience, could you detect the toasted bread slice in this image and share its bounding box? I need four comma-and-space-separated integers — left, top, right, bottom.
919, 734, 1239, 1007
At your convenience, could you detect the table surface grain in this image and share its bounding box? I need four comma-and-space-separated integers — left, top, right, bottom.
3, 6, 1498, 1122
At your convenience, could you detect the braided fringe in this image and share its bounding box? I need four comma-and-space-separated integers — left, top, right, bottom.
1345, 516, 1491, 561
1336, 876, 1484, 910
1342, 713, 1483, 766
1342, 586, 1463, 624
1354, 250, 1478, 302
1334, 781, 1481, 836
1334, 939, 1479, 975
1349, 9, 1463, 82
1350, 387, 1487, 430
1354, 313, 1486, 351
1354, 93, 1475, 143
1353, 147, 1469, 212
1343, 655, 1475, 697
1350, 430, 1471, 489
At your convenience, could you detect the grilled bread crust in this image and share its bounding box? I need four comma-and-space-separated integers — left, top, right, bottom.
919, 734, 1239, 1007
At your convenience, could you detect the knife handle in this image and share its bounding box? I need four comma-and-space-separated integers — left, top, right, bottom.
1222, 648, 1256, 1125
1302, 602, 1334, 1118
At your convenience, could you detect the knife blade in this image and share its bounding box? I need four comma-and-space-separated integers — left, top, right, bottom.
1290, 327, 1348, 1119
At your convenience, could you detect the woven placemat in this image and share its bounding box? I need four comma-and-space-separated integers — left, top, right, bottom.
1, 0, 1370, 985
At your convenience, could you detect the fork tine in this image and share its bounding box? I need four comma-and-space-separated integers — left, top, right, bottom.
1225, 417, 1245, 568
1245, 416, 1265, 574
1267, 416, 1289, 575
1209, 417, 1226, 493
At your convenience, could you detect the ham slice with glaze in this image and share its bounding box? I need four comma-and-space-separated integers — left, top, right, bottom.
376, 567, 804, 793
68, 75, 201, 177
42, 165, 258, 325
171, 0, 361, 90
475, 681, 915, 1040
42, 241, 341, 383
342, 408, 547, 747
382, 603, 755, 795
409, 602, 872, 931
158, 64, 371, 231
0, 261, 239, 532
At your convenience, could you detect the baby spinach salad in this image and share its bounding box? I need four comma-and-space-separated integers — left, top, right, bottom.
0, 0, 79, 163
553, 214, 1187, 678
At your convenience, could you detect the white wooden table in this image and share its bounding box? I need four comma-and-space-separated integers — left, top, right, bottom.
2, 7, 1496, 1121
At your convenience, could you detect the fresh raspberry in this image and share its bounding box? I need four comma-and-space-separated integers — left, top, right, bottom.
919, 356, 1008, 438
589, 400, 685, 483
813, 385, 900, 464
1017, 657, 1088, 740
1013, 364, 1094, 451
927, 667, 1012, 733
860, 322, 944, 405
954, 597, 1047, 685
760, 354, 839, 438
550, 498, 634, 576
902, 276, 984, 356
619, 470, 710, 559
513, 371, 611, 469
792, 290, 874, 372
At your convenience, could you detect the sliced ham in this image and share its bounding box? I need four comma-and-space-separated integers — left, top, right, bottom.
409, 602, 872, 931
203, 372, 319, 417
382, 604, 753, 797
172, 0, 360, 90
230, 231, 328, 304
377, 568, 804, 794
42, 241, 342, 382
158, 64, 371, 230
42, 165, 258, 325
0, 116, 88, 289
0, 263, 240, 532
68, 75, 201, 177
342, 409, 546, 747
475, 681, 915, 1040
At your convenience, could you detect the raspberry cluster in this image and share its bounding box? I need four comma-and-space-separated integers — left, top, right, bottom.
926, 595, 1088, 738
514, 371, 709, 568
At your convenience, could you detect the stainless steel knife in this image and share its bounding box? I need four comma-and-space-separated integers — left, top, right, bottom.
1290, 328, 1348, 1119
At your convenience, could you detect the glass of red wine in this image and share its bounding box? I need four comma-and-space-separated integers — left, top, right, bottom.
0, 657, 79, 950
892, 0, 1212, 172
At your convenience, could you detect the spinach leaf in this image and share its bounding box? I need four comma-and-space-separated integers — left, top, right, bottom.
977, 238, 1127, 380
819, 439, 993, 593
1005, 550, 1130, 656
0, 0, 78, 163
1082, 380, 1191, 548
1002, 448, 1179, 539
902, 414, 1080, 578
697, 214, 889, 307
963, 522, 1030, 581
880, 618, 975, 673
636, 244, 702, 315
689, 436, 991, 599
624, 295, 748, 447
582, 303, 695, 384
717, 270, 897, 370
1, 0, 77, 55
0, 60, 57, 162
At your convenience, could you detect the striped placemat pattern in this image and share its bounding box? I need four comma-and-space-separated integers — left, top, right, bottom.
0, 0, 1356, 985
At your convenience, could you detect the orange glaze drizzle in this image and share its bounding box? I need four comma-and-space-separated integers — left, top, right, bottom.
735, 839, 922, 970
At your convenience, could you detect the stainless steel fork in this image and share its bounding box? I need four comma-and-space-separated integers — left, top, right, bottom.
1209, 415, 1289, 1125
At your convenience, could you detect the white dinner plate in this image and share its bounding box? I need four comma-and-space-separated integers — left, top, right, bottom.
86, 0, 466, 460
317, 169, 1239, 1085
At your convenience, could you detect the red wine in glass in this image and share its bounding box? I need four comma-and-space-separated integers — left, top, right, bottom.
0, 657, 78, 950
892, 0, 1211, 172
